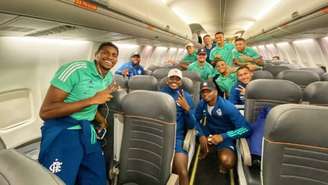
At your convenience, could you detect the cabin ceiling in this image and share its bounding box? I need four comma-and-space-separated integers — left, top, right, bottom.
165, 0, 328, 38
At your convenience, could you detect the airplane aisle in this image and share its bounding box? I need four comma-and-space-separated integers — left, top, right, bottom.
191, 146, 236, 185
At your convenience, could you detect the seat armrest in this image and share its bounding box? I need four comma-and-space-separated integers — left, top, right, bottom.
166, 173, 179, 185
183, 129, 196, 151
238, 138, 252, 166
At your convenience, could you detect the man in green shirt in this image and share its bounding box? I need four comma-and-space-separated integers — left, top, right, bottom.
209, 32, 235, 66
38, 42, 119, 185
232, 38, 263, 71
180, 43, 198, 70
213, 59, 237, 97
188, 48, 216, 81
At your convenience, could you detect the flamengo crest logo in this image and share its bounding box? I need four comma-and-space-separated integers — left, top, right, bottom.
49, 159, 63, 173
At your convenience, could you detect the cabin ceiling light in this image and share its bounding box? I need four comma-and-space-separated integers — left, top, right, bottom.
256, 0, 281, 20
115, 43, 139, 48
276, 42, 289, 46
243, 22, 255, 31
157, 46, 168, 50
171, 7, 193, 24
293, 38, 313, 44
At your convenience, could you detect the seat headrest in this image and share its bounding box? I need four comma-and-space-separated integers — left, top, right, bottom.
252, 70, 274, 80
265, 104, 328, 148
158, 77, 194, 94
113, 75, 128, 89
152, 68, 171, 79
304, 81, 328, 105
122, 90, 176, 123
106, 89, 127, 112
263, 65, 290, 76
300, 67, 325, 76
143, 69, 152, 75
181, 71, 201, 82
276, 70, 320, 87
0, 150, 64, 185
128, 75, 158, 91
321, 73, 328, 81
246, 79, 302, 102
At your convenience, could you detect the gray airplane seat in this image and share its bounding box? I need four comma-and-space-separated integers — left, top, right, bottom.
98, 89, 127, 175
300, 67, 325, 77
277, 70, 321, 89
238, 79, 302, 185
0, 149, 64, 185
304, 81, 328, 105
152, 68, 171, 80
321, 73, 328, 81
263, 65, 290, 77
252, 70, 274, 80
146, 65, 160, 72
114, 75, 128, 91
128, 75, 158, 92
144, 69, 152, 75
182, 71, 201, 105
119, 90, 178, 185
263, 104, 328, 185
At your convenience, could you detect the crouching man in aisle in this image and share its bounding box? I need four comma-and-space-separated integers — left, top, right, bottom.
160, 68, 196, 185
38, 42, 119, 185
195, 81, 251, 173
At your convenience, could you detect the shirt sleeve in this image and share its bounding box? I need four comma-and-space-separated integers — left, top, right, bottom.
221, 100, 251, 140
115, 63, 129, 75
50, 63, 82, 93
228, 84, 239, 104
209, 48, 216, 61
248, 48, 260, 59
194, 101, 206, 137
208, 65, 217, 78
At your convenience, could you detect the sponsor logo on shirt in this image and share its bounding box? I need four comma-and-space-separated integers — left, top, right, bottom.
49, 159, 63, 174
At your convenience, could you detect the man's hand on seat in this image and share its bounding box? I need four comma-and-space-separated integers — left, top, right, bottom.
199, 136, 209, 159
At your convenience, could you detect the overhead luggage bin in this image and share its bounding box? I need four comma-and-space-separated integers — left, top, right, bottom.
0, 0, 192, 45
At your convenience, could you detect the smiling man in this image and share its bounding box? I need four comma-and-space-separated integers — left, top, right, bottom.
188, 48, 216, 81
195, 81, 251, 174
160, 68, 196, 185
229, 66, 254, 105
38, 42, 119, 185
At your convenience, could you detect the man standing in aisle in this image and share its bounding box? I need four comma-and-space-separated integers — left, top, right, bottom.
38, 42, 119, 185
209, 32, 235, 67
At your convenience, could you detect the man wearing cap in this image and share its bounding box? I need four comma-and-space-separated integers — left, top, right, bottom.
160, 68, 196, 185
232, 38, 263, 71
179, 43, 198, 70
195, 81, 251, 173
209, 32, 235, 66
187, 48, 216, 81
115, 52, 144, 78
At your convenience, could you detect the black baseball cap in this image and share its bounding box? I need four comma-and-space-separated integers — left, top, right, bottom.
197, 48, 207, 55
200, 81, 216, 92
